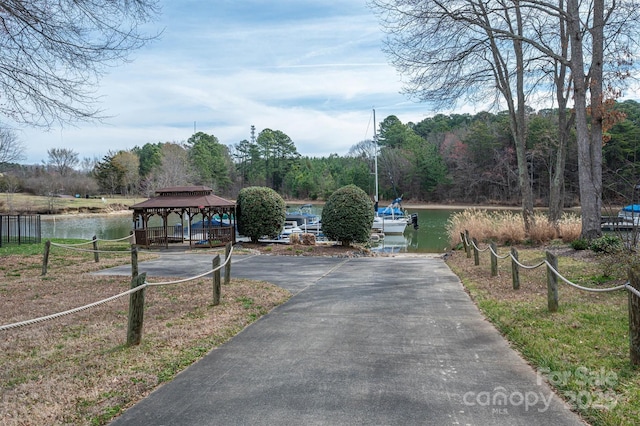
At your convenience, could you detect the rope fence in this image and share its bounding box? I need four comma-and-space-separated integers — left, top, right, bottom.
0, 286, 141, 331
42, 233, 136, 274
49, 233, 133, 247
95, 234, 135, 243
459, 230, 640, 365
627, 283, 640, 299
2, 243, 235, 347
49, 244, 130, 254
461, 231, 626, 293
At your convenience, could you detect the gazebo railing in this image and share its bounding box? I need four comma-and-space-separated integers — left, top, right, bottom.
189, 226, 234, 246
134, 225, 234, 248
134, 227, 178, 247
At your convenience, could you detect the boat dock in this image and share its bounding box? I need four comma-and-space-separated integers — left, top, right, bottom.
601, 216, 638, 231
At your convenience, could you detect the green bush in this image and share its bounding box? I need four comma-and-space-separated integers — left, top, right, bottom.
570, 238, 589, 251
321, 184, 374, 247
589, 235, 623, 254
236, 186, 286, 243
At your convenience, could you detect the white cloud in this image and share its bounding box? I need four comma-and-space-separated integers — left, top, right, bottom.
17, 0, 431, 164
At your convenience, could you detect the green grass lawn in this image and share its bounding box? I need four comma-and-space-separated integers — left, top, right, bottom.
447, 246, 640, 426
0, 192, 144, 214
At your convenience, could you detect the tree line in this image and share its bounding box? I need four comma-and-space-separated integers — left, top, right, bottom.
0, 0, 637, 242
369, 0, 640, 239
1, 101, 639, 213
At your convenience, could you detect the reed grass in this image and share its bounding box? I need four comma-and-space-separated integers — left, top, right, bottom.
447, 209, 582, 247
558, 214, 583, 242
528, 213, 557, 244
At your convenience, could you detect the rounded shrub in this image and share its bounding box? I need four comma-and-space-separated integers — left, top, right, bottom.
321, 184, 374, 247
236, 186, 286, 243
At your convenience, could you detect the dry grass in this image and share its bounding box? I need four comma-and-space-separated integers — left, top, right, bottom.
0, 192, 142, 214
528, 213, 558, 244
447, 209, 582, 246
0, 249, 290, 425
494, 211, 527, 244
558, 214, 583, 242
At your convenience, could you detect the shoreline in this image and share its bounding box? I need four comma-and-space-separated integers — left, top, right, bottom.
36, 204, 581, 217
38, 203, 514, 217
39, 209, 132, 220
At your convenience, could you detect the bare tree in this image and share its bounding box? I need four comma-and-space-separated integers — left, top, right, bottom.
112, 151, 140, 195
47, 148, 79, 177
80, 156, 99, 174
371, 0, 640, 238
0, 0, 160, 127
347, 139, 376, 160
0, 127, 25, 166
0, 173, 21, 212
143, 143, 194, 194
371, 0, 536, 229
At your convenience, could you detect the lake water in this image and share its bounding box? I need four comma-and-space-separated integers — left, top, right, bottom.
40, 208, 459, 254
371, 208, 458, 254
41, 214, 134, 241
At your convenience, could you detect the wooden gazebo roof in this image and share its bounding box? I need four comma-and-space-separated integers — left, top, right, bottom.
130, 186, 235, 210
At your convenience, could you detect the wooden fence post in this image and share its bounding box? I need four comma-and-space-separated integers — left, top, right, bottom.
472, 238, 479, 266
224, 242, 232, 286
92, 235, 99, 263
460, 232, 468, 254
213, 255, 221, 306
546, 251, 559, 312
511, 247, 520, 290
41, 240, 51, 276
490, 242, 498, 277
131, 246, 138, 279
465, 230, 471, 258
628, 266, 640, 365
127, 272, 147, 346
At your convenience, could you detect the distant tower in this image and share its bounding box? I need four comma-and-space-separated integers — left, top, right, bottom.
250, 125, 256, 144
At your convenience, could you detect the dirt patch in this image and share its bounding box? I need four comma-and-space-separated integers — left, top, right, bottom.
236, 241, 375, 257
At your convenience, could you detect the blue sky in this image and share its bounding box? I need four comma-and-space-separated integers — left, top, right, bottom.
19, 0, 442, 164
19, 0, 460, 164
16, 1, 640, 165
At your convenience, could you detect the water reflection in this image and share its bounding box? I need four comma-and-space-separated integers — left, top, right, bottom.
40, 208, 459, 253
369, 209, 455, 254
41, 214, 133, 240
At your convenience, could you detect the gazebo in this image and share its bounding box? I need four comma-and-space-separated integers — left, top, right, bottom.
130, 186, 236, 249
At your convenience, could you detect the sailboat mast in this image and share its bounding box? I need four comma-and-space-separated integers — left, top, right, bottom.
373, 108, 379, 203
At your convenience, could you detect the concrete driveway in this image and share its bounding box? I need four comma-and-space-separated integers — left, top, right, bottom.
99, 253, 585, 425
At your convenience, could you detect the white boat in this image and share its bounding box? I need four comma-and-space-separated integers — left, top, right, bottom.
279, 221, 303, 238
372, 215, 408, 234
286, 204, 322, 234
606, 204, 640, 230
286, 204, 319, 225
618, 204, 640, 226
372, 198, 410, 234
299, 221, 323, 235
370, 109, 415, 234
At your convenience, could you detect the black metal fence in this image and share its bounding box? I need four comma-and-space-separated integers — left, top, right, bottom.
0, 215, 41, 246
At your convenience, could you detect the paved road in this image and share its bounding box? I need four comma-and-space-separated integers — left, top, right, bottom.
100, 254, 585, 425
